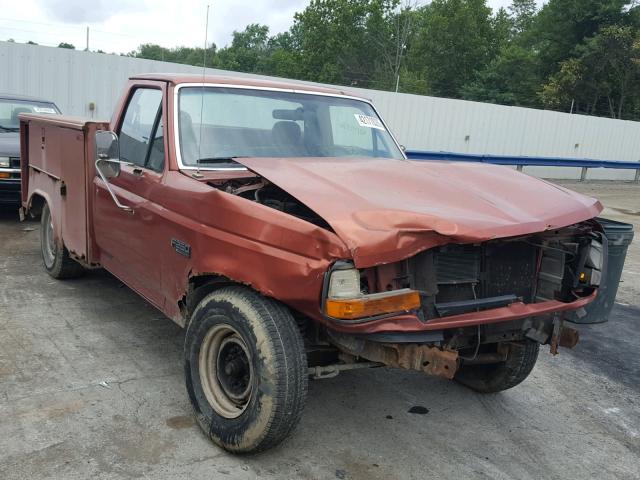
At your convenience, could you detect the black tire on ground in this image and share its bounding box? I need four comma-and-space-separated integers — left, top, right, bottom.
40, 203, 85, 279
184, 286, 308, 453
454, 340, 540, 393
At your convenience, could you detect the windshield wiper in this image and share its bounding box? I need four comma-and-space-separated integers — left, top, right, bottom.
196, 156, 246, 165
0, 125, 19, 132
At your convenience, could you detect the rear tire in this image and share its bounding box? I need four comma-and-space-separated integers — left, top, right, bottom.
184, 286, 307, 453
454, 341, 539, 393
40, 203, 84, 279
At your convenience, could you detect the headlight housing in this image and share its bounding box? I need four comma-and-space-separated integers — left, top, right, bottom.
325, 263, 421, 320
0, 156, 10, 168
327, 266, 361, 299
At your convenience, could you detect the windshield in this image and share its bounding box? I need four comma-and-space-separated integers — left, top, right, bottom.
177, 87, 403, 166
0, 99, 59, 131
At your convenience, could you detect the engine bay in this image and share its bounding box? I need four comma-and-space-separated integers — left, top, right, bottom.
210, 177, 331, 229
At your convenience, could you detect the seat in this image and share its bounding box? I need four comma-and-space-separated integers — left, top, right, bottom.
271, 121, 303, 156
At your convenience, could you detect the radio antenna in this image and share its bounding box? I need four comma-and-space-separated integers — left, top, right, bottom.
194, 3, 210, 178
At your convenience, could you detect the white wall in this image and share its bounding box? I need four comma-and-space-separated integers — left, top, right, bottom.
1, 41, 638, 180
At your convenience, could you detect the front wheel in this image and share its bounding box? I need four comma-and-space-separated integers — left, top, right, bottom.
454, 340, 539, 393
40, 202, 84, 279
184, 286, 308, 453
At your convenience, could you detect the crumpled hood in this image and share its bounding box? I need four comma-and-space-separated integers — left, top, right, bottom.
235, 157, 603, 267
0, 132, 19, 157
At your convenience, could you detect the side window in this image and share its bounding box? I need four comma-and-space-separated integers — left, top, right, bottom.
147, 119, 164, 172
119, 88, 162, 167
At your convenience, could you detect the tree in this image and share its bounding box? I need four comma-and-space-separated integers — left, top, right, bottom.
369, 2, 420, 91
58, 42, 75, 49
461, 1, 541, 106
462, 43, 541, 106
291, 0, 401, 86
408, 0, 496, 98
541, 24, 640, 119
215, 24, 270, 73
531, 0, 629, 78
261, 31, 303, 78
131, 43, 216, 67
509, 0, 537, 34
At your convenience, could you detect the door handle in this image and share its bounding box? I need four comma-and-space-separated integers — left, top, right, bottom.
132, 167, 144, 177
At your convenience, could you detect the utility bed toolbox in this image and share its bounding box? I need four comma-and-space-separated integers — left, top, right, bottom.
20, 114, 108, 264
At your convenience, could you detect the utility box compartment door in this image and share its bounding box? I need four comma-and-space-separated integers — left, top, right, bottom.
22, 115, 109, 264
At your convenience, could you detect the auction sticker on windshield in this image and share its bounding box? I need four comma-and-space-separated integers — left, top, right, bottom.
34, 107, 57, 114
354, 113, 385, 130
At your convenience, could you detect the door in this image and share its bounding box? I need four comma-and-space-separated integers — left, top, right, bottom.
93, 87, 167, 308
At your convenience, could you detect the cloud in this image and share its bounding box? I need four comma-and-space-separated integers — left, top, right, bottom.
35, 0, 144, 24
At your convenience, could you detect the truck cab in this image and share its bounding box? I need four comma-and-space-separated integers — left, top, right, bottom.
20, 74, 611, 453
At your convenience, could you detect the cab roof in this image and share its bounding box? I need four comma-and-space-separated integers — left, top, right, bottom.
130, 73, 356, 98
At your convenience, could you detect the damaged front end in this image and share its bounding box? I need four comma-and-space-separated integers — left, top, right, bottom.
319, 222, 604, 377
198, 160, 605, 380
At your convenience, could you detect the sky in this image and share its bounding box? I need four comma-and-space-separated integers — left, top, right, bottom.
0, 0, 544, 54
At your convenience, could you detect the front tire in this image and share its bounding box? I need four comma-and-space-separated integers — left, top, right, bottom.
184, 286, 308, 453
454, 341, 539, 393
40, 203, 84, 279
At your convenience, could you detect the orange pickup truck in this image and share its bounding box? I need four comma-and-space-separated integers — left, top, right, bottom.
20, 74, 608, 453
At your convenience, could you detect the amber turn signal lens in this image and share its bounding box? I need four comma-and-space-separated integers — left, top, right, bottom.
325, 289, 421, 320
0, 172, 10, 179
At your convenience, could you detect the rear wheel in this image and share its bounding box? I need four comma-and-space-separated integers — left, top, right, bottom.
184, 286, 307, 453
454, 340, 539, 393
40, 203, 84, 279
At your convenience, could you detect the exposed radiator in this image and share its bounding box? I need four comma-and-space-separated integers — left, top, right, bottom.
435, 249, 480, 285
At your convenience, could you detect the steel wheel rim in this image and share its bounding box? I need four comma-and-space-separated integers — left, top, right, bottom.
199, 323, 253, 419
42, 210, 56, 269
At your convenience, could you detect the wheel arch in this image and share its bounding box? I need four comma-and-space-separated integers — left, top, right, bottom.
181, 273, 242, 327
25, 190, 51, 219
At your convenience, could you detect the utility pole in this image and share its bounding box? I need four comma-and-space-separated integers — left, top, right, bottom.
86, 26, 89, 51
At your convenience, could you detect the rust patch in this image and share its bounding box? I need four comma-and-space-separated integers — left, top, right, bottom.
559, 326, 580, 349
328, 332, 458, 379
392, 343, 458, 378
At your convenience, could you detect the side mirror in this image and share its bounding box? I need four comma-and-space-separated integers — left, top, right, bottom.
95, 130, 121, 178
94, 130, 133, 213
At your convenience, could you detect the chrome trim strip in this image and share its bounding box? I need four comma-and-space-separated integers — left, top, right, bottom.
29, 164, 60, 181
172, 82, 407, 172
0, 167, 20, 174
